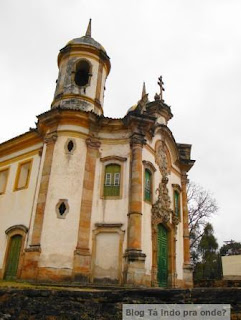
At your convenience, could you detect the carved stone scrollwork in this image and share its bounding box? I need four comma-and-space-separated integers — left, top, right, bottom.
130, 133, 146, 147
44, 133, 58, 144
172, 212, 180, 226
156, 142, 169, 177
86, 137, 101, 149
152, 141, 174, 225
152, 179, 172, 224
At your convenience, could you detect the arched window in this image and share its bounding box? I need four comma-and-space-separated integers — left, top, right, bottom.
74, 60, 91, 87
104, 164, 121, 197
142, 160, 156, 203
144, 169, 152, 202
174, 190, 180, 217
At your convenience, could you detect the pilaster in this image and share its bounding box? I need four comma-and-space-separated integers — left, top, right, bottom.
72, 137, 101, 282
21, 132, 57, 280
124, 133, 146, 286
181, 173, 193, 288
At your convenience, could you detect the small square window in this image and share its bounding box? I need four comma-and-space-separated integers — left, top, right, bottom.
14, 160, 33, 191
0, 168, 9, 195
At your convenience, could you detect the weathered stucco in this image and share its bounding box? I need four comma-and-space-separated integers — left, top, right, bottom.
0, 27, 194, 287
39, 134, 87, 269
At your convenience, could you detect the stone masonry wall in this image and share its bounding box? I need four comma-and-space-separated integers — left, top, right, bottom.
0, 287, 241, 319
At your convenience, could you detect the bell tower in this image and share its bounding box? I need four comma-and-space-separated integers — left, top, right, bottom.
51, 20, 111, 115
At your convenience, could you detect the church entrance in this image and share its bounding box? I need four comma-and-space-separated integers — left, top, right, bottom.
4, 235, 22, 280
157, 224, 168, 287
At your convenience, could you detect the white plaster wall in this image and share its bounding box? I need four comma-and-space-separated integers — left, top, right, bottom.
54, 60, 68, 97
100, 67, 108, 106
0, 144, 43, 163
0, 153, 41, 269
39, 135, 87, 269
222, 255, 241, 277
94, 232, 119, 280
90, 142, 130, 265
84, 58, 99, 101
57, 124, 89, 136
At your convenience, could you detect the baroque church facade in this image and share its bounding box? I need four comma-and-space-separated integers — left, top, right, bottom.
0, 21, 195, 288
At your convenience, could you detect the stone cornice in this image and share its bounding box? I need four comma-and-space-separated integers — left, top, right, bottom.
0, 131, 42, 158
146, 100, 173, 121
100, 155, 127, 162
37, 108, 91, 136
95, 223, 123, 228
177, 143, 195, 172
124, 113, 156, 136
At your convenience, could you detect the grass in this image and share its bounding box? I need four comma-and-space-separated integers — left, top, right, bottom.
0, 280, 102, 291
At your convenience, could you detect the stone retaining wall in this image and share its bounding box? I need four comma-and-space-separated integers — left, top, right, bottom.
0, 287, 241, 319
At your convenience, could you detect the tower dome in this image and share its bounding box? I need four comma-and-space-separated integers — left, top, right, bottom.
51, 20, 111, 115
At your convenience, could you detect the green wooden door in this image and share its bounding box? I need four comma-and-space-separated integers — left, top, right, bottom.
4, 235, 22, 280
157, 224, 168, 287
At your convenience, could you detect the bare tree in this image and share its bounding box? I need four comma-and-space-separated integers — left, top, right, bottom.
187, 181, 218, 253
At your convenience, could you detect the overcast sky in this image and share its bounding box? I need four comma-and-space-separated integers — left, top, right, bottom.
1, 0, 241, 247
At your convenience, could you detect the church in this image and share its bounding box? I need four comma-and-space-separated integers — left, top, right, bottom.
0, 21, 195, 288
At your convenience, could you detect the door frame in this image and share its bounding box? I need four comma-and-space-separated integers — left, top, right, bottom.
151, 220, 176, 287
91, 223, 125, 284
2, 225, 28, 280
157, 223, 168, 287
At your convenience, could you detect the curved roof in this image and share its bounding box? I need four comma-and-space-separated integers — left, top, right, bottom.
67, 35, 107, 53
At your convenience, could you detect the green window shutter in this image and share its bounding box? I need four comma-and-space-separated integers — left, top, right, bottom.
174, 191, 179, 216
144, 169, 152, 202
104, 164, 120, 197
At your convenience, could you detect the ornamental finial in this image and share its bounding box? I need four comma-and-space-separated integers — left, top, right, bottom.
142, 82, 147, 98
85, 19, 92, 37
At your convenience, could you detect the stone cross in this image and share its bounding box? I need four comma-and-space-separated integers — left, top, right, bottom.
158, 76, 165, 101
